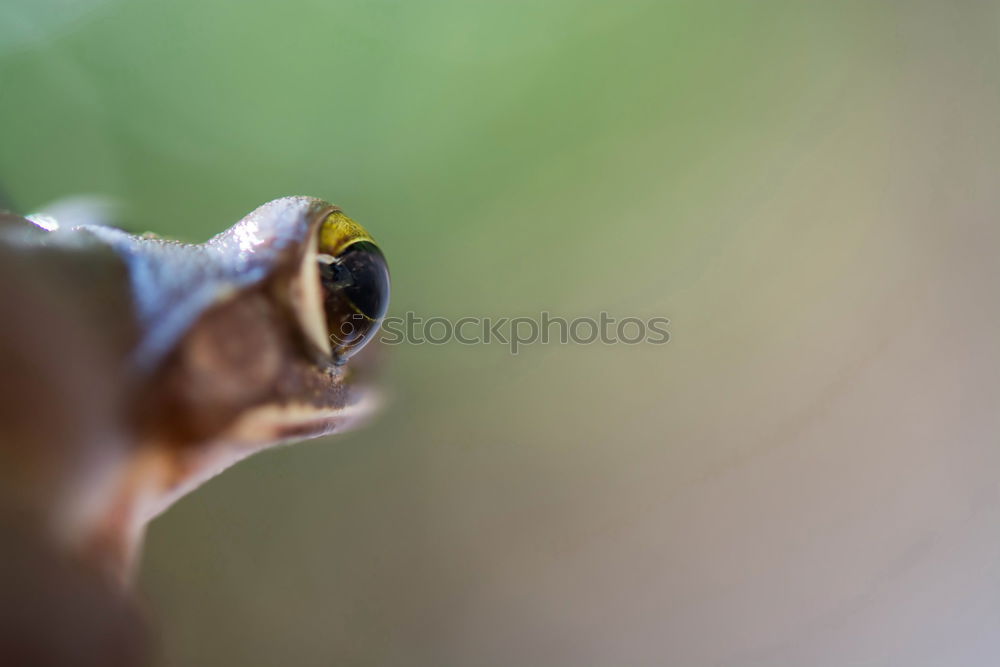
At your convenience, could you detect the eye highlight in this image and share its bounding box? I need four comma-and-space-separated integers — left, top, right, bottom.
316, 211, 390, 363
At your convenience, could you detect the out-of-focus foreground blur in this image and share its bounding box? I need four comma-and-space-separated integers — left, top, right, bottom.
2, 2, 999, 665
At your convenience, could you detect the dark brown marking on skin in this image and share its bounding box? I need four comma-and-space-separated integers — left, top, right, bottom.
136, 284, 364, 452
141, 291, 284, 443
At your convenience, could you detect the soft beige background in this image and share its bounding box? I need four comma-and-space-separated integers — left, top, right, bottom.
2, 1, 999, 665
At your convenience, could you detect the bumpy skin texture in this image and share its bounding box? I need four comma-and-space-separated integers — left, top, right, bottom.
0, 198, 383, 665
82, 197, 326, 370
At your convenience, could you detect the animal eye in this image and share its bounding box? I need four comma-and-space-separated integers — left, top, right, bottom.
316, 212, 390, 362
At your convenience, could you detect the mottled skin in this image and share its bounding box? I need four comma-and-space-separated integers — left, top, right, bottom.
0, 197, 383, 587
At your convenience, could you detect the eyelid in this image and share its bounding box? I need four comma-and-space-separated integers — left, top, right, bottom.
290, 229, 333, 357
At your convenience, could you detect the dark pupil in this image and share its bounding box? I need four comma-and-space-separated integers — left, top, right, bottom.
318, 241, 390, 359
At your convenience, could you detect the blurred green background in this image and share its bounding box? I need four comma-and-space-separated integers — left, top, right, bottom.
3, 1, 1000, 666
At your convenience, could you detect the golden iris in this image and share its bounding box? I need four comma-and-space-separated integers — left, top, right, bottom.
316, 210, 390, 362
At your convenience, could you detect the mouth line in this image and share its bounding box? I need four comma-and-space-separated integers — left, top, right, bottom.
137, 388, 381, 525
225, 388, 382, 447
